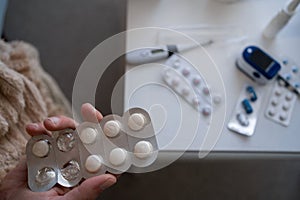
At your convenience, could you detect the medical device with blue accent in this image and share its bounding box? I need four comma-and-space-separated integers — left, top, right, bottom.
236, 46, 281, 85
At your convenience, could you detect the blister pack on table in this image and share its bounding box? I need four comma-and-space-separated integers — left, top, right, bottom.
227, 85, 263, 136
162, 54, 222, 117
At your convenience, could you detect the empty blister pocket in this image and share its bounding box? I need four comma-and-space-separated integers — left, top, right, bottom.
52, 129, 82, 187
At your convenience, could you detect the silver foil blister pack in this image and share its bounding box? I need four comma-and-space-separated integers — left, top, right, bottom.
26, 108, 158, 192
227, 84, 263, 136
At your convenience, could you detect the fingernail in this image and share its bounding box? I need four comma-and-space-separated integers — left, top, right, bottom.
27, 123, 39, 129
100, 178, 116, 190
47, 117, 60, 125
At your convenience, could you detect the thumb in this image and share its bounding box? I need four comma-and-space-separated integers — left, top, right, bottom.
65, 174, 116, 200
81, 103, 103, 123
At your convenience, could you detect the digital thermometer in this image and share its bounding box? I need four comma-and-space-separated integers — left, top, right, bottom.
236, 46, 281, 84
126, 43, 209, 65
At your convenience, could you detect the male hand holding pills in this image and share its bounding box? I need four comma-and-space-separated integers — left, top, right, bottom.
0, 103, 117, 200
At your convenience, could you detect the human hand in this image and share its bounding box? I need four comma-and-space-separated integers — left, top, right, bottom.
0, 103, 116, 200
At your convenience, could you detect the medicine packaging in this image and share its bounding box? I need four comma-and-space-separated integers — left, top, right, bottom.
26, 108, 158, 192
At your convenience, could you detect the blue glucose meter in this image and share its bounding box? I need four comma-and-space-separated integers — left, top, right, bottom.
236, 46, 281, 84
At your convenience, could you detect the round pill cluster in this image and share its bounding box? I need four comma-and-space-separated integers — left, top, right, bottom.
26, 108, 158, 192
265, 79, 297, 126
78, 111, 156, 174
163, 55, 222, 117
279, 58, 300, 94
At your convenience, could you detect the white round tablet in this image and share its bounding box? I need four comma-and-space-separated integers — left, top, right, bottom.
163, 71, 171, 78
85, 155, 102, 173
213, 95, 222, 105
171, 78, 180, 87
282, 102, 291, 111
285, 92, 293, 101
103, 120, 121, 137
279, 112, 288, 121
192, 98, 200, 106
128, 113, 146, 131
173, 61, 180, 68
181, 87, 190, 96
274, 88, 282, 96
202, 106, 211, 116
32, 140, 50, 158
268, 107, 276, 117
109, 148, 127, 166
271, 98, 279, 106
134, 141, 153, 159
79, 127, 97, 144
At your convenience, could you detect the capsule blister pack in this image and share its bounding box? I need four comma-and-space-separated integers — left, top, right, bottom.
227, 84, 263, 136
26, 108, 158, 192
278, 57, 300, 95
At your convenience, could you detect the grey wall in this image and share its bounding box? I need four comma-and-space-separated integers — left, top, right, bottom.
0, 0, 7, 34
3, 0, 127, 115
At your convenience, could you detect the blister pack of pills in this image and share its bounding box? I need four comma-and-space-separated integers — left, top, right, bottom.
162, 54, 222, 117
278, 57, 300, 95
265, 79, 297, 127
26, 108, 158, 192
227, 85, 263, 136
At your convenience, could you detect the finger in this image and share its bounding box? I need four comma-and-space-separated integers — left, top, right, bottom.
26, 122, 49, 136
81, 103, 103, 123
50, 186, 71, 196
64, 174, 116, 200
43, 116, 77, 131
107, 172, 121, 179
3, 156, 28, 184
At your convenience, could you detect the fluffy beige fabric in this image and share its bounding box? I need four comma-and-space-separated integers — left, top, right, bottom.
0, 40, 72, 182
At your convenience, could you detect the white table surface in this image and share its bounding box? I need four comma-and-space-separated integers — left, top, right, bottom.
124, 0, 300, 153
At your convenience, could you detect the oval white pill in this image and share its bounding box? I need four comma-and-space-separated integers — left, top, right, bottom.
103, 120, 121, 137
79, 127, 97, 144
32, 140, 50, 158
109, 148, 127, 166
85, 155, 102, 173
134, 141, 153, 159
128, 113, 146, 131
